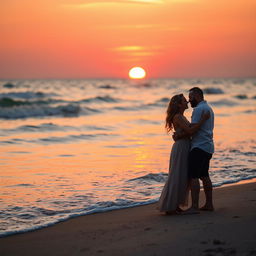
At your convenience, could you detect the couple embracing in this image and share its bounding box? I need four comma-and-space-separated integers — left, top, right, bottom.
158, 87, 214, 215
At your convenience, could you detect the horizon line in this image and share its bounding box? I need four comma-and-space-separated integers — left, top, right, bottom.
1, 76, 256, 81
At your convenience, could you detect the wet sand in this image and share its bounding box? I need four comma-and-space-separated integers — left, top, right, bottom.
1, 181, 256, 256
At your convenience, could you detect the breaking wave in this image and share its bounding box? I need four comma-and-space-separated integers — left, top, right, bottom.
0, 91, 57, 99
0, 104, 86, 119
128, 173, 168, 183
209, 99, 237, 106
203, 87, 224, 94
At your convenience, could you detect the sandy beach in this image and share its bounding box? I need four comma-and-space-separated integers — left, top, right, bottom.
0, 181, 256, 256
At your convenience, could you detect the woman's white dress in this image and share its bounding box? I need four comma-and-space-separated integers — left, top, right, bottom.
158, 124, 190, 212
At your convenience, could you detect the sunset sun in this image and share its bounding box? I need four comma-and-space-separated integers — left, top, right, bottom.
129, 67, 146, 79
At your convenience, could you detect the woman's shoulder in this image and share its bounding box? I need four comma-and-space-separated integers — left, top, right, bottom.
173, 113, 188, 124
173, 114, 190, 125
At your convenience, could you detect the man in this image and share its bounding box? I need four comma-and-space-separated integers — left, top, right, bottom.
187, 87, 214, 213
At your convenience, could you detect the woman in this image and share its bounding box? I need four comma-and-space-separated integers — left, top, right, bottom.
158, 94, 209, 214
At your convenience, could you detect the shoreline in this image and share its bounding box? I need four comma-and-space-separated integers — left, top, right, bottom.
217, 177, 256, 187
1, 177, 256, 239
1, 181, 256, 256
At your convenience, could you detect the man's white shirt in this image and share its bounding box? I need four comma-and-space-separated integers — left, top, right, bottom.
191, 101, 214, 154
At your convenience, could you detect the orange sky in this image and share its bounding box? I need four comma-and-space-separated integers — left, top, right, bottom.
1, 0, 256, 79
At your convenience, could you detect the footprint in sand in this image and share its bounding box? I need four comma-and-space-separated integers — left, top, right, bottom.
213, 239, 226, 245
232, 215, 241, 218
203, 247, 236, 255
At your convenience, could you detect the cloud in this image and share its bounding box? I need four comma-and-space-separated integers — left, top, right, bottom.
123, 0, 164, 3
113, 46, 145, 52
96, 24, 182, 31
61, 0, 199, 9
111, 45, 164, 58
112, 45, 163, 51
62, 0, 164, 8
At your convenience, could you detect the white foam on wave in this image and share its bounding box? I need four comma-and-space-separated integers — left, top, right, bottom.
212, 175, 256, 187
0, 198, 157, 238
128, 172, 168, 183
1, 172, 255, 238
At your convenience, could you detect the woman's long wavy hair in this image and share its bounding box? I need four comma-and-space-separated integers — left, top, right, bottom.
165, 94, 183, 133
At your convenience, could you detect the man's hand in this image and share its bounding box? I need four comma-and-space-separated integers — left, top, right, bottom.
172, 130, 189, 141
172, 131, 180, 141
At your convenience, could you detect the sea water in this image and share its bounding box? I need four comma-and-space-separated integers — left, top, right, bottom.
0, 78, 255, 236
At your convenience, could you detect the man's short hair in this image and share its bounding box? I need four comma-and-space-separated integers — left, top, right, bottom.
189, 87, 204, 98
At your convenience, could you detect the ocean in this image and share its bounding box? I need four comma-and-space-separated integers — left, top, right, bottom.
0, 78, 255, 237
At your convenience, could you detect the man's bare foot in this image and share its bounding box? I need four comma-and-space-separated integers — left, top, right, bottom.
200, 205, 214, 211
182, 207, 200, 215
176, 207, 184, 213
